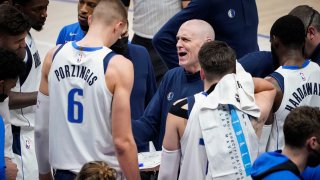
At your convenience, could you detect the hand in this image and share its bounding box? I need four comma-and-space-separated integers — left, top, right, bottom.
39, 172, 53, 180
5, 158, 18, 180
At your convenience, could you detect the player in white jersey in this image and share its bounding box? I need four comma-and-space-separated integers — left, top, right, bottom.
9, 0, 48, 179
265, 15, 320, 152
35, 1, 140, 180
0, 49, 26, 180
0, 4, 32, 180
158, 41, 276, 179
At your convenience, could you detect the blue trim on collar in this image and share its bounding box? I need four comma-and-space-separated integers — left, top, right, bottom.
282, 60, 310, 70
72, 41, 103, 51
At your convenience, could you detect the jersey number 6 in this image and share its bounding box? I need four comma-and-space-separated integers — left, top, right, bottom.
68, 88, 84, 123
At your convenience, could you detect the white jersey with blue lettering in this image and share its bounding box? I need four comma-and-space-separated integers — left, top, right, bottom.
267, 60, 320, 151
48, 41, 119, 172
10, 33, 42, 180
179, 92, 258, 180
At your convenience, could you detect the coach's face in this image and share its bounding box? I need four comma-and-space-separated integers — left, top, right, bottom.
176, 24, 205, 72
78, 0, 99, 32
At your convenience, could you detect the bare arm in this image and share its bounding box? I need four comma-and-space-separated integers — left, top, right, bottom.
251, 78, 276, 138
107, 55, 140, 180
9, 92, 37, 109
159, 104, 186, 179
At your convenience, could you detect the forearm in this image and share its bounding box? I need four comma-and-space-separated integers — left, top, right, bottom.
115, 138, 140, 180
9, 91, 38, 109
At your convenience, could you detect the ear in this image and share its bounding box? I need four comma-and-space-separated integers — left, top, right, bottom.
271, 35, 280, 48
200, 68, 205, 80
88, 15, 92, 26
206, 37, 212, 42
307, 26, 316, 40
307, 136, 318, 150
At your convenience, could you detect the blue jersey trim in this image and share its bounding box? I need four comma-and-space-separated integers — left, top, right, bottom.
282, 60, 310, 70
52, 43, 67, 62
72, 41, 103, 51
269, 72, 284, 93
229, 105, 252, 176
103, 52, 116, 73
19, 47, 33, 86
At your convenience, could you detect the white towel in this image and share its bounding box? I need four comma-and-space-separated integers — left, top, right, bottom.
198, 62, 260, 179
201, 61, 260, 118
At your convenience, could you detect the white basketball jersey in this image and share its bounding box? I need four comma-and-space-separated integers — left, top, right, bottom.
10, 33, 42, 127
48, 42, 119, 172
267, 60, 320, 151
180, 93, 210, 180
179, 93, 258, 180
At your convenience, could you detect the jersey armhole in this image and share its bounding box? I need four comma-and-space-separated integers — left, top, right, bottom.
52, 43, 67, 62
269, 71, 284, 93
103, 51, 116, 73
169, 99, 188, 119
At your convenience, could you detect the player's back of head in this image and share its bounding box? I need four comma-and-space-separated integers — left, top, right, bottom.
270, 15, 305, 49
76, 161, 117, 180
284, 106, 320, 148
198, 41, 236, 82
91, 0, 127, 27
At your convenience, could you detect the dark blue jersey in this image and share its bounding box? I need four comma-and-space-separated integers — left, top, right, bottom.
153, 0, 259, 69
239, 51, 274, 78
132, 67, 203, 151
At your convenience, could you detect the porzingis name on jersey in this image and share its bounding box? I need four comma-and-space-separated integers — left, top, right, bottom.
54, 65, 97, 86
285, 82, 320, 111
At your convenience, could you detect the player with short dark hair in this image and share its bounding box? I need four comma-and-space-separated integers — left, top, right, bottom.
252, 106, 320, 179
159, 41, 276, 179
265, 15, 320, 152
0, 48, 25, 180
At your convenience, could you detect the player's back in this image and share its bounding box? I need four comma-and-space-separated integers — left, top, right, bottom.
267, 60, 320, 151
47, 42, 119, 172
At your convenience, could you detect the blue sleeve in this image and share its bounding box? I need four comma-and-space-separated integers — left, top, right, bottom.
302, 166, 320, 180
56, 26, 67, 45
0, 117, 5, 180
152, 0, 207, 69
262, 171, 301, 180
132, 73, 169, 152
238, 51, 274, 78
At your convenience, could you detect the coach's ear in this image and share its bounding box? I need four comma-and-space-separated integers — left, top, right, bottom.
200, 68, 205, 80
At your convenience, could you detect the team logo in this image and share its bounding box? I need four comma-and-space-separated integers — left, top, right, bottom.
228, 9, 236, 18
77, 52, 84, 62
69, 32, 78, 36
167, 92, 174, 101
300, 72, 306, 81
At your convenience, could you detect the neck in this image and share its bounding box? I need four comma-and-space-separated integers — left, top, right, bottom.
282, 146, 308, 172
184, 64, 201, 74
204, 80, 219, 91
78, 25, 115, 47
279, 49, 305, 66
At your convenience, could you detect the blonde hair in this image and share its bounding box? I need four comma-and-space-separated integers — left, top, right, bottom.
76, 161, 117, 180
